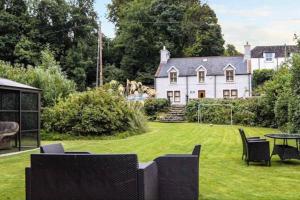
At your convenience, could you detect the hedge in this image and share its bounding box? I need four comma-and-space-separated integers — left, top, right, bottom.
185, 98, 274, 127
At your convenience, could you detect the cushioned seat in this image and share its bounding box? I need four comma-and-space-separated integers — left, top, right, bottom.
0, 122, 19, 149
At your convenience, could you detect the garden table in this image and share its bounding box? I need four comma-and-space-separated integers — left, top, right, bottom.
265, 133, 300, 161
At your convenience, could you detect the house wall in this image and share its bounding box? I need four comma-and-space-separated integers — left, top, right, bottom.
155, 74, 251, 105
251, 57, 287, 71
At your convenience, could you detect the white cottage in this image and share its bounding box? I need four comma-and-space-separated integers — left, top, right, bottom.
154, 46, 252, 105
250, 44, 298, 71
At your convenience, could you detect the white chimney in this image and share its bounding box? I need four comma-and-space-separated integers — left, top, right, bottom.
160, 46, 170, 63
244, 42, 251, 61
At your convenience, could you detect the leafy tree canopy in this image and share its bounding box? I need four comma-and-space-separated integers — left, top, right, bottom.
224, 44, 241, 56
107, 0, 225, 84
0, 0, 98, 88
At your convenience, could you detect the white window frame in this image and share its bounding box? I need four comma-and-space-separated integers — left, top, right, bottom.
223, 89, 238, 99
223, 90, 230, 99
167, 91, 181, 103
174, 91, 181, 102
231, 90, 238, 98
264, 52, 274, 62
223, 64, 236, 83
196, 66, 207, 83
169, 71, 177, 84
167, 67, 179, 84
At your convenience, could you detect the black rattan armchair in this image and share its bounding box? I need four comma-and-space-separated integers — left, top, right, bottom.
0, 122, 19, 149
155, 145, 201, 200
238, 129, 266, 160
40, 143, 90, 154
238, 129, 270, 166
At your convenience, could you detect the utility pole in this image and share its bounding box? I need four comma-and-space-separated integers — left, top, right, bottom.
96, 20, 103, 87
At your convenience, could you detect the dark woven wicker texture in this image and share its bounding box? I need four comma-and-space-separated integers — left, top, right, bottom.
26, 145, 201, 200
239, 129, 270, 166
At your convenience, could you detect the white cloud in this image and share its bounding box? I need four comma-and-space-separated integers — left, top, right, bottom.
210, 4, 300, 51
211, 4, 272, 18
221, 20, 299, 52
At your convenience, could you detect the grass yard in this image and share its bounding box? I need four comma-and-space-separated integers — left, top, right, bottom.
1, 122, 300, 200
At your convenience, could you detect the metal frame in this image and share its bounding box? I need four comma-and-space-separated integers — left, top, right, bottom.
197, 102, 233, 125
265, 134, 300, 161
0, 83, 41, 151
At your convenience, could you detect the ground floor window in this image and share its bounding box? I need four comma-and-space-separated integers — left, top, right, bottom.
174, 91, 180, 102
167, 91, 173, 102
167, 91, 181, 103
231, 90, 238, 98
223, 89, 238, 98
223, 90, 230, 98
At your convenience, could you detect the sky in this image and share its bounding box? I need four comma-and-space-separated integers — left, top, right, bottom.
94, 0, 300, 52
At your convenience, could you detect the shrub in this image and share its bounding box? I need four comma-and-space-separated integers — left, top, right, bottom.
186, 99, 234, 124
42, 88, 147, 135
274, 93, 290, 130
144, 98, 170, 119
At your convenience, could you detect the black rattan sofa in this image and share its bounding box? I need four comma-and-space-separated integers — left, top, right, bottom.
238, 129, 270, 166
26, 145, 201, 200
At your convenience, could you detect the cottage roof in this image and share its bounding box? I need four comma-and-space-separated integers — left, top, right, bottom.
155, 56, 248, 78
251, 45, 299, 58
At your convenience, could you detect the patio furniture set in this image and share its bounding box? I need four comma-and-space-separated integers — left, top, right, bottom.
239, 128, 300, 166
25, 143, 201, 200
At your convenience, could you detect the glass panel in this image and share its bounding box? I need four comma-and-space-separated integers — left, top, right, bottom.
20, 130, 38, 147
21, 112, 38, 130
199, 71, 205, 83
231, 90, 238, 98
223, 90, 230, 98
226, 70, 234, 81
167, 91, 173, 103
174, 91, 180, 102
170, 72, 177, 83
0, 112, 19, 122
0, 90, 19, 110
21, 93, 38, 111
265, 53, 274, 61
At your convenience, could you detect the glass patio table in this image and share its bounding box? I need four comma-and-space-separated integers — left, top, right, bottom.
265, 133, 300, 161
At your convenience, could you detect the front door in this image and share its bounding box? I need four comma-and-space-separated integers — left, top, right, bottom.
198, 90, 205, 98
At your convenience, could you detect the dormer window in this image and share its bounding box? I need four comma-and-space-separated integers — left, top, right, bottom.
198, 71, 205, 83
264, 52, 274, 62
170, 72, 177, 83
223, 64, 235, 83
168, 67, 179, 84
196, 66, 206, 83
226, 69, 234, 82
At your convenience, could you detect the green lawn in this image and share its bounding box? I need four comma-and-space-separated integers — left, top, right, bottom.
1, 122, 300, 200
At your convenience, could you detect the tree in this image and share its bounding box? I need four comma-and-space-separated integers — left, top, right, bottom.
289, 54, 300, 132
224, 44, 241, 56
0, 0, 99, 89
252, 69, 275, 89
0, 0, 29, 63
258, 67, 291, 127
108, 0, 225, 84
182, 3, 225, 56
